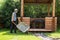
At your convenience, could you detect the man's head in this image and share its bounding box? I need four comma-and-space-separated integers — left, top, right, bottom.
14, 8, 18, 13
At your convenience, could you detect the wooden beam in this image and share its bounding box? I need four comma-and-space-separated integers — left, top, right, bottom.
21, 0, 24, 17
28, 29, 52, 31
24, 0, 52, 3
52, 0, 55, 17
48, 4, 50, 16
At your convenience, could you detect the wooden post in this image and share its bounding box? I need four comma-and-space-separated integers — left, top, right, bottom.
48, 4, 50, 17
52, 0, 56, 31
21, 0, 24, 21
52, 0, 55, 17
21, 0, 24, 17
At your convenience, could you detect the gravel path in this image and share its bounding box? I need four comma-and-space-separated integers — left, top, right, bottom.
33, 33, 60, 40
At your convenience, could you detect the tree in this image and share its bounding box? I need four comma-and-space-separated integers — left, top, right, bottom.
0, 0, 20, 28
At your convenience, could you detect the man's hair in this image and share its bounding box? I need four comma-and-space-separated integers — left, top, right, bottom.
14, 8, 18, 11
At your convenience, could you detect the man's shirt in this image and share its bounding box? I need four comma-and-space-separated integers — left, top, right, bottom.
11, 12, 17, 21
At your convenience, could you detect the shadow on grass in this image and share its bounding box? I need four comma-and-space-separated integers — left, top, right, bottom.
0, 29, 9, 33
0, 29, 32, 36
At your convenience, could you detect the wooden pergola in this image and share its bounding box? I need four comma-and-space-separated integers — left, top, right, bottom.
18, 0, 57, 32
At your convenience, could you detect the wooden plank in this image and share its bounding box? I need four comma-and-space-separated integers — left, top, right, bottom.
45, 17, 53, 30
24, 0, 52, 3
18, 17, 30, 25
28, 29, 52, 31
31, 18, 45, 21
45, 17, 57, 31
52, 17, 57, 31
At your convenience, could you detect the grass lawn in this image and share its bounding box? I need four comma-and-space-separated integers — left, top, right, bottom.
0, 29, 42, 40
45, 26, 60, 38
45, 31, 60, 38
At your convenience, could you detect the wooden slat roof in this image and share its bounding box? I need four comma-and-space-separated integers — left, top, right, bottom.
24, 0, 52, 3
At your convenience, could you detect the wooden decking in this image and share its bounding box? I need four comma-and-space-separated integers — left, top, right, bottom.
28, 29, 52, 31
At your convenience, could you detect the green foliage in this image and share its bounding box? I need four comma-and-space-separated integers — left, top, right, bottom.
0, 0, 60, 28
0, 0, 6, 9
24, 4, 48, 18
0, 0, 20, 28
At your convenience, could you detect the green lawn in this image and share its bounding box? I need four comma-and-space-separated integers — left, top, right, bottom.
0, 29, 42, 40
0, 27, 60, 40
45, 26, 60, 38
46, 32, 60, 38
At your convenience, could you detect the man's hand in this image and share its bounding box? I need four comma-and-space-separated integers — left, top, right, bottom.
12, 21, 17, 26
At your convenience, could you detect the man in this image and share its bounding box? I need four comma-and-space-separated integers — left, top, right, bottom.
10, 8, 18, 33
